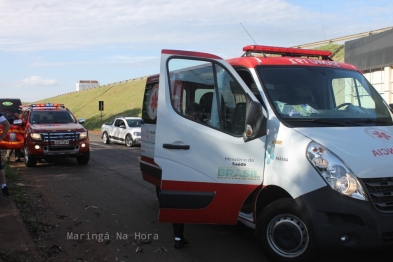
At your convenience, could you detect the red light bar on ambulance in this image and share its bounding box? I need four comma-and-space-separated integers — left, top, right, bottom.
29, 103, 65, 108
243, 45, 332, 58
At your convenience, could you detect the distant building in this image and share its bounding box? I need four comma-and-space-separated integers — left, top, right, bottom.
76, 80, 99, 91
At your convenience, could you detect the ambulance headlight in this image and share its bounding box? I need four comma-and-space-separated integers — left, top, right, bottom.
307, 141, 367, 201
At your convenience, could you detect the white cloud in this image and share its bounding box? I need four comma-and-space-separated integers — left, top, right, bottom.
0, 0, 391, 54
0, 0, 330, 51
13, 76, 62, 88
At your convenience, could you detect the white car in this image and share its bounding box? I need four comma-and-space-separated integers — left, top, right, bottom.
101, 116, 142, 147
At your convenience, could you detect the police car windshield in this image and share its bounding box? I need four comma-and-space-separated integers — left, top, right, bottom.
30, 111, 76, 124
257, 66, 393, 127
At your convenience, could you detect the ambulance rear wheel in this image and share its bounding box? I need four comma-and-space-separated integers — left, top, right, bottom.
256, 198, 318, 262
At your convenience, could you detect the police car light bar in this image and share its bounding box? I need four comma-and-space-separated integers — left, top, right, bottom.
243, 45, 332, 58
29, 103, 65, 108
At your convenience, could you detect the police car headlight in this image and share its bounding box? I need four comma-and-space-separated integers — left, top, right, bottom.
79, 132, 88, 139
133, 132, 141, 136
30, 133, 42, 140
307, 141, 367, 201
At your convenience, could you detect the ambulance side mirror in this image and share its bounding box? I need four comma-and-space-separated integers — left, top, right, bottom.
243, 101, 266, 142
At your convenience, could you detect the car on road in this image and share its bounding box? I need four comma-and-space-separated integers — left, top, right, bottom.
101, 116, 142, 147
19, 103, 90, 167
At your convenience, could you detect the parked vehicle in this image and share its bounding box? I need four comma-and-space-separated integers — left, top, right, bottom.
140, 45, 393, 261
0, 110, 24, 150
101, 116, 142, 147
19, 103, 90, 167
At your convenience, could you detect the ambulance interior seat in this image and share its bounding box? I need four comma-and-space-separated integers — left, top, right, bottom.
199, 92, 213, 123
185, 102, 202, 121
292, 83, 319, 109
232, 102, 246, 135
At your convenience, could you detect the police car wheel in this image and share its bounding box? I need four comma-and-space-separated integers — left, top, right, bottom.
76, 150, 90, 164
24, 144, 37, 167
256, 198, 318, 262
102, 132, 110, 144
125, 134, 133, 147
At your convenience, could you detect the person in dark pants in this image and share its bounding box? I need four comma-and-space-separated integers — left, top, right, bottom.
0, 113, 11, 196
173, 223, 190, 249
5, 149, 22, 162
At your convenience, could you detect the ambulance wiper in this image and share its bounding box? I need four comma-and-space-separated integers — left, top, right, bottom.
286, 118, 346, 126
357, 119, 393, 125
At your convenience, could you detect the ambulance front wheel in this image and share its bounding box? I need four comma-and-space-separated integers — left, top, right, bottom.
256, 198, 318, 262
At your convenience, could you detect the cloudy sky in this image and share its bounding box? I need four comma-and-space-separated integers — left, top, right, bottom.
1, 0, 392, 102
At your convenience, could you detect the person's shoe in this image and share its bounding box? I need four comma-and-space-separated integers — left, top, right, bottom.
2, 186, 10, 196
15, 158, 21, 162
174, 237, 190, 249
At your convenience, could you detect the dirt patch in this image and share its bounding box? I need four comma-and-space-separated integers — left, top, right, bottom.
2, 162, 115, 262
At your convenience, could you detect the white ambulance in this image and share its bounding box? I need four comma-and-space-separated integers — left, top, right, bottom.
140, 45, 393, 261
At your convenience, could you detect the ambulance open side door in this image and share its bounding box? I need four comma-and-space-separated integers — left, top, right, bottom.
155, 49, 267, 224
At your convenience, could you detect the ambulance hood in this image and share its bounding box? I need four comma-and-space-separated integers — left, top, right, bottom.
295, 126, 393, 179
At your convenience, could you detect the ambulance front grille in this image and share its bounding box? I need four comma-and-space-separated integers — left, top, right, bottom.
360, 177, 393, 213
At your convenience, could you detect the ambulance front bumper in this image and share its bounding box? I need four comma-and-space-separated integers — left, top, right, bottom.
296, 186, 393, 250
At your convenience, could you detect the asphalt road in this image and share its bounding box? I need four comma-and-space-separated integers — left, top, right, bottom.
16, 133, 393, 262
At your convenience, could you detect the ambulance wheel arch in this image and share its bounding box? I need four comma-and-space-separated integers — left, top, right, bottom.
256, 198, 318, 262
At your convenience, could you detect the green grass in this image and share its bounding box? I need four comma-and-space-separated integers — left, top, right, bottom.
35, 78, 148, 131
314, 43, 345, 62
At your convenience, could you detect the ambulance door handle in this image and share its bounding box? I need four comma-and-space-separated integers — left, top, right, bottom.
163, 144, 190, 150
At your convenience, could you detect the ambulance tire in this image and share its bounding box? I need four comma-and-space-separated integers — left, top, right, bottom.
256, 198, 318, 262
24, 144, 37, 167
102, 132, 110, 144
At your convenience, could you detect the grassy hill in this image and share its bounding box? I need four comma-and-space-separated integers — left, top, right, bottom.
36, 78, 147, 131
34, 44, 343, 131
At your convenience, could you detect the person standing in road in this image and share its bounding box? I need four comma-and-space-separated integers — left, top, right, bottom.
0, 113, 11, 196
3, 113, 22, 162
173, 223, 190, 249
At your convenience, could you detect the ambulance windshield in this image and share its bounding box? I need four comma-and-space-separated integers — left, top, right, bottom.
257, 66, 393, 127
